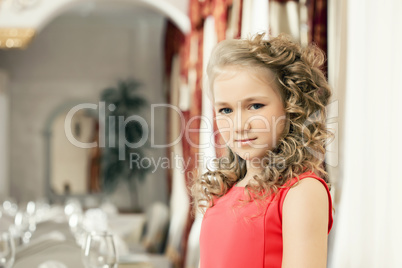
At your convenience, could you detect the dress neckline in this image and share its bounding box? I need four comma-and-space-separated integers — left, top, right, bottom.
231, 185, 245, 191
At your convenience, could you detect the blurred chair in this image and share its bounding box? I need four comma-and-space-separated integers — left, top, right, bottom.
141, 202, 170, 254
108, 213, 146, 248
121, 202, 172, 267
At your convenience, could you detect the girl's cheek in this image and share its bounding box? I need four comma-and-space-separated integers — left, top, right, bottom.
217, 128, 231, 144
216, 118, 231, 132
216, 120, 233, 144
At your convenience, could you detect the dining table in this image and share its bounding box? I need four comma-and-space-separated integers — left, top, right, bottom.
12, 212, 172, 268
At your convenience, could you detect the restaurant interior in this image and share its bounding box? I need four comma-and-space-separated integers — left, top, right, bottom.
0, 0, 401, 267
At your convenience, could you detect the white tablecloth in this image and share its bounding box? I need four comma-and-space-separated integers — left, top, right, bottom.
13, 214, 172, 268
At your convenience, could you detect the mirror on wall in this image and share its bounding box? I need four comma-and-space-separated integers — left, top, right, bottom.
44, 104, 100, 198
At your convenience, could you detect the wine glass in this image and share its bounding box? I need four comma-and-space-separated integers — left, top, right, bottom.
14, 211, 34, 244
69, 213, 86, 247
0, 231, 15, 268
82, 232, 118, 268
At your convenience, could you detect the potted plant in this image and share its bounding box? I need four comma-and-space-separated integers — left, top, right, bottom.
100, 79, 152, 212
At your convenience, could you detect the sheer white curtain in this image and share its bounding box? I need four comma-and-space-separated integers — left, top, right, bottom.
327, 0, 347, 263
269, 1, 301, 41
329, 1, 402, 267
241, 0, 269, 38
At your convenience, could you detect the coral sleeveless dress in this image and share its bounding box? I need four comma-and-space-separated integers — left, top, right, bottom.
199, 171, 333, 268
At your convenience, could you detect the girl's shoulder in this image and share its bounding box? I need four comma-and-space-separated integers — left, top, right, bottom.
279, 171, 333, 233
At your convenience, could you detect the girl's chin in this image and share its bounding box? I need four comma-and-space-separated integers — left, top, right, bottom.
235, 151, 267, 161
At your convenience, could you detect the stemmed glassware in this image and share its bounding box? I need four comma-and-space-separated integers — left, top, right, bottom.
82, 232, 118, 268
14, 210, 35, 244
2, 199, 18, 218
69, 212, 86, 247
0, 231, 15, 268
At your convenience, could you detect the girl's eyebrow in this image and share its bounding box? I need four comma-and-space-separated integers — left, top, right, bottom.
214, 101, 230, 106
241, 96, 270, 103
214, 96, 270, 106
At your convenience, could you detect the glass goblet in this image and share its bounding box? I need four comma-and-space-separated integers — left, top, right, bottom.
82, 232, 118, 268
0, 231, 15, 268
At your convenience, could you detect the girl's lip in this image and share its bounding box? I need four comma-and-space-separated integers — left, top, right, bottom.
235, 138, 257, 143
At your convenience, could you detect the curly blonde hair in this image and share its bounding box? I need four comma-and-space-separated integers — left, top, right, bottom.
191, 33, 333, 212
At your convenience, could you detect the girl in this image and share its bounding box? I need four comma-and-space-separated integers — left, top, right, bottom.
192, 33, 333, 268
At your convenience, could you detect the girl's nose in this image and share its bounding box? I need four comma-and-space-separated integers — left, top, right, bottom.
233, 111, 251, 133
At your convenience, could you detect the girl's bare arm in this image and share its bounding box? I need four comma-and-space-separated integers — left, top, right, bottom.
281, 178, 330, 268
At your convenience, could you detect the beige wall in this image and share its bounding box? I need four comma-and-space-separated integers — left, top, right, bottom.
0, 70, 10, 198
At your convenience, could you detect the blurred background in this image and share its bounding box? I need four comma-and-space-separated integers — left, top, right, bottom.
0, 0, 401, 268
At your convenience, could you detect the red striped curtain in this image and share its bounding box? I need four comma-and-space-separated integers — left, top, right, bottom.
271, 0, 328, 74
164, 1, 242, 267
179, 1, 229, 267
307, 0, 328, 75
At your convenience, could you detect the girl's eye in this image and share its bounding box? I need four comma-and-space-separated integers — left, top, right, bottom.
250, 103, 265, 110
218, 108, 233, 114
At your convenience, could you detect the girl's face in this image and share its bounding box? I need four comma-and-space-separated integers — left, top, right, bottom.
213, 68, 287, 161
